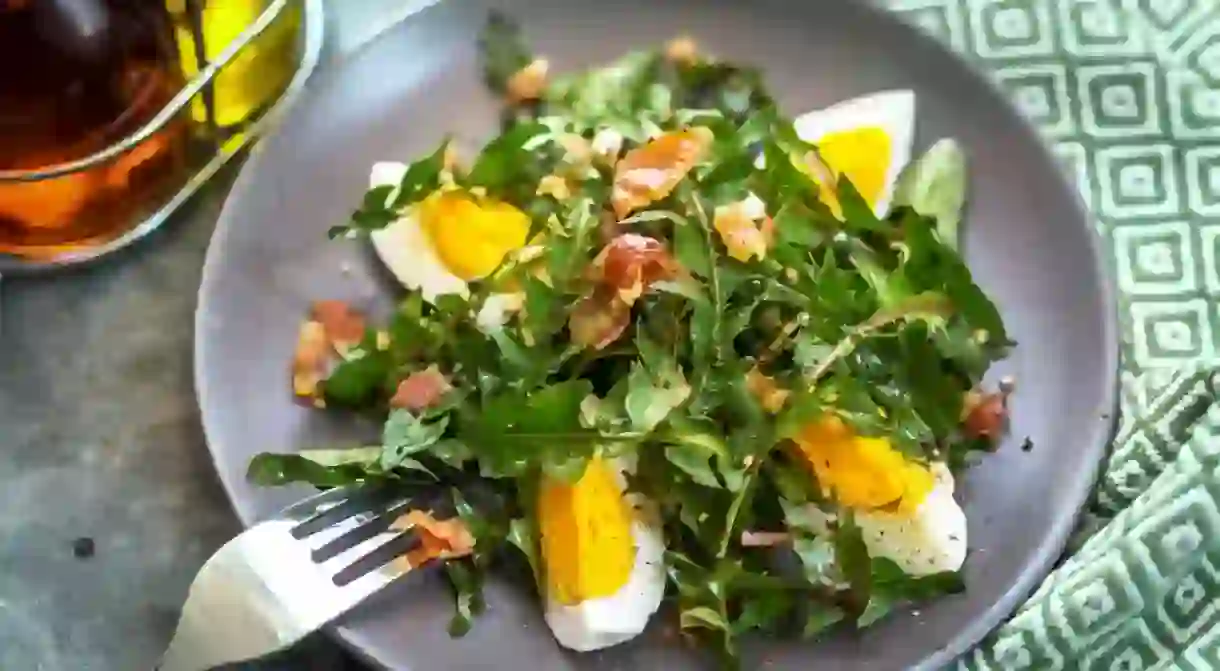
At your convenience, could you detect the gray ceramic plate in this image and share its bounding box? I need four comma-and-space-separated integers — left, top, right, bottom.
195, 0, 1118, 668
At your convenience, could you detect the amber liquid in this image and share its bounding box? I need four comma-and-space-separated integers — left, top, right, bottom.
0, 0, 186, 257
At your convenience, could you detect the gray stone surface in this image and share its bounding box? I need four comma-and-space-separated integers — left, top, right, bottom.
0, 175, 363, 670
0, 3, 440, 668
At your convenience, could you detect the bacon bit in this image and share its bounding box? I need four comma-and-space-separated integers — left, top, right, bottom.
746, 367, 790, 414
391, 510, 475, 569
713, 199, 772, 262
569, 290, 632, 350
664, 36, 699, 65
292, 320, 330, 404
506, 58, 549, 104
740, 530, 792, 548
537, 174, 572, 201
611, 127, 714, 219
558, 133, 594, 172
389, 365, 453, 412
962, 390, 1010, 442
598, 233, 680, 305
311, 300, 366, 355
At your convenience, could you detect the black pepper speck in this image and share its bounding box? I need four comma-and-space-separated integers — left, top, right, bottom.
71, 536, 95, 559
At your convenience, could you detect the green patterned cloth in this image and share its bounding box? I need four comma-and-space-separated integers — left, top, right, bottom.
880, 1, 1220, 668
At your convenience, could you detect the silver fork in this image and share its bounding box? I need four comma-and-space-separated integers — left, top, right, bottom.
159, 483, 436, 671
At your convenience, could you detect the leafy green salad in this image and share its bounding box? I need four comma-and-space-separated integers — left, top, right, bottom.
250, 12, 1013, 668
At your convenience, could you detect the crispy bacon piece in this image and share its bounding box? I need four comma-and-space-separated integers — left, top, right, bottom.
391, 510, 475, 569
598, 233, 680, 304
746, 367, 790, 414
291, 300, 367, 405
389, 365, 453, 412
506, 58, 549, 104
291, 320, 330, 406
611, 127, 713, 218
568, 289, 632, 350
962, 389, 1011, 442
570, 233, 683, 350
664, 36, 699, 65
311, 300, 366, 355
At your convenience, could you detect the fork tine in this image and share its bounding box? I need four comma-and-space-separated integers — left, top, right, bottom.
277, 485, 362, 521
310, 498, 418, 563
291, 485, 401, 539
331, 530, 423, 586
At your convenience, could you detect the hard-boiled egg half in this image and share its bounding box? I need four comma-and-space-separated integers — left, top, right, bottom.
793, 90, 915, 219
367, 162, 529, 303
537, 456, 666, 651
792, 416, 966, 576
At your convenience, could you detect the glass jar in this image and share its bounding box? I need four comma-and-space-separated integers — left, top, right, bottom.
0, 0, 186, 257
0, 0, 310, 265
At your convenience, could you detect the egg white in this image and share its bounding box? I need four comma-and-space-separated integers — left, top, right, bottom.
541, 458, 667, 652
543, 518, 666, 652
854, 463, 966, 576
792, 89, 916, 218
790, 463, 966, 578
367, 161, 469, 302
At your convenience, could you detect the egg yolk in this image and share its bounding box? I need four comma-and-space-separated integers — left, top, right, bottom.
794, 416, 933, 514
810, 127, 892, 217
416, 192, 530, 280
538, 458, 636, 605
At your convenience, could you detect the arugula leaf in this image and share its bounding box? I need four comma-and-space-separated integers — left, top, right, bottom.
478, 11, 535, 95
391, 141, 450, 209
547, 197, 599, 287
771, 201, 829, 250
734, 589, 796, 634
665, 444, 722, 488
834, 177, 885, 233
444, 559, 487, 637
792, 535, 840, 587
892, 138, 967, 249
458, 380, 602, 481
833, 512, 873, 621
507, 516, 541, 584
466, 122, 550, 204
858, 558, 965, 627
673, 215, 713, 278
681, 605, 730, 631
900, 211, 1010, 349
805, 292, 953, 383
625, 341, 691, 432
893, 325, 965, 440
803, 604, 847, 638
321, 345, 394, 409
246, 452, 380, 487
381, 411, 450, 470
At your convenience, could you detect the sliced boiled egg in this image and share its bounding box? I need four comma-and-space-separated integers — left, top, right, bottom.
792, 90, 915, 218
537, 457, 666, 651
853, 463, 966, 576
792, 416, 966, 576
367, 162, 529, 302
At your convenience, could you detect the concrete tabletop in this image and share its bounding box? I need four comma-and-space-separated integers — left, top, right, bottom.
0, 2, 431, 669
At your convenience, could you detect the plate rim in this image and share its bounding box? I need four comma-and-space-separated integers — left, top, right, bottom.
194, 0, 1121, 668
